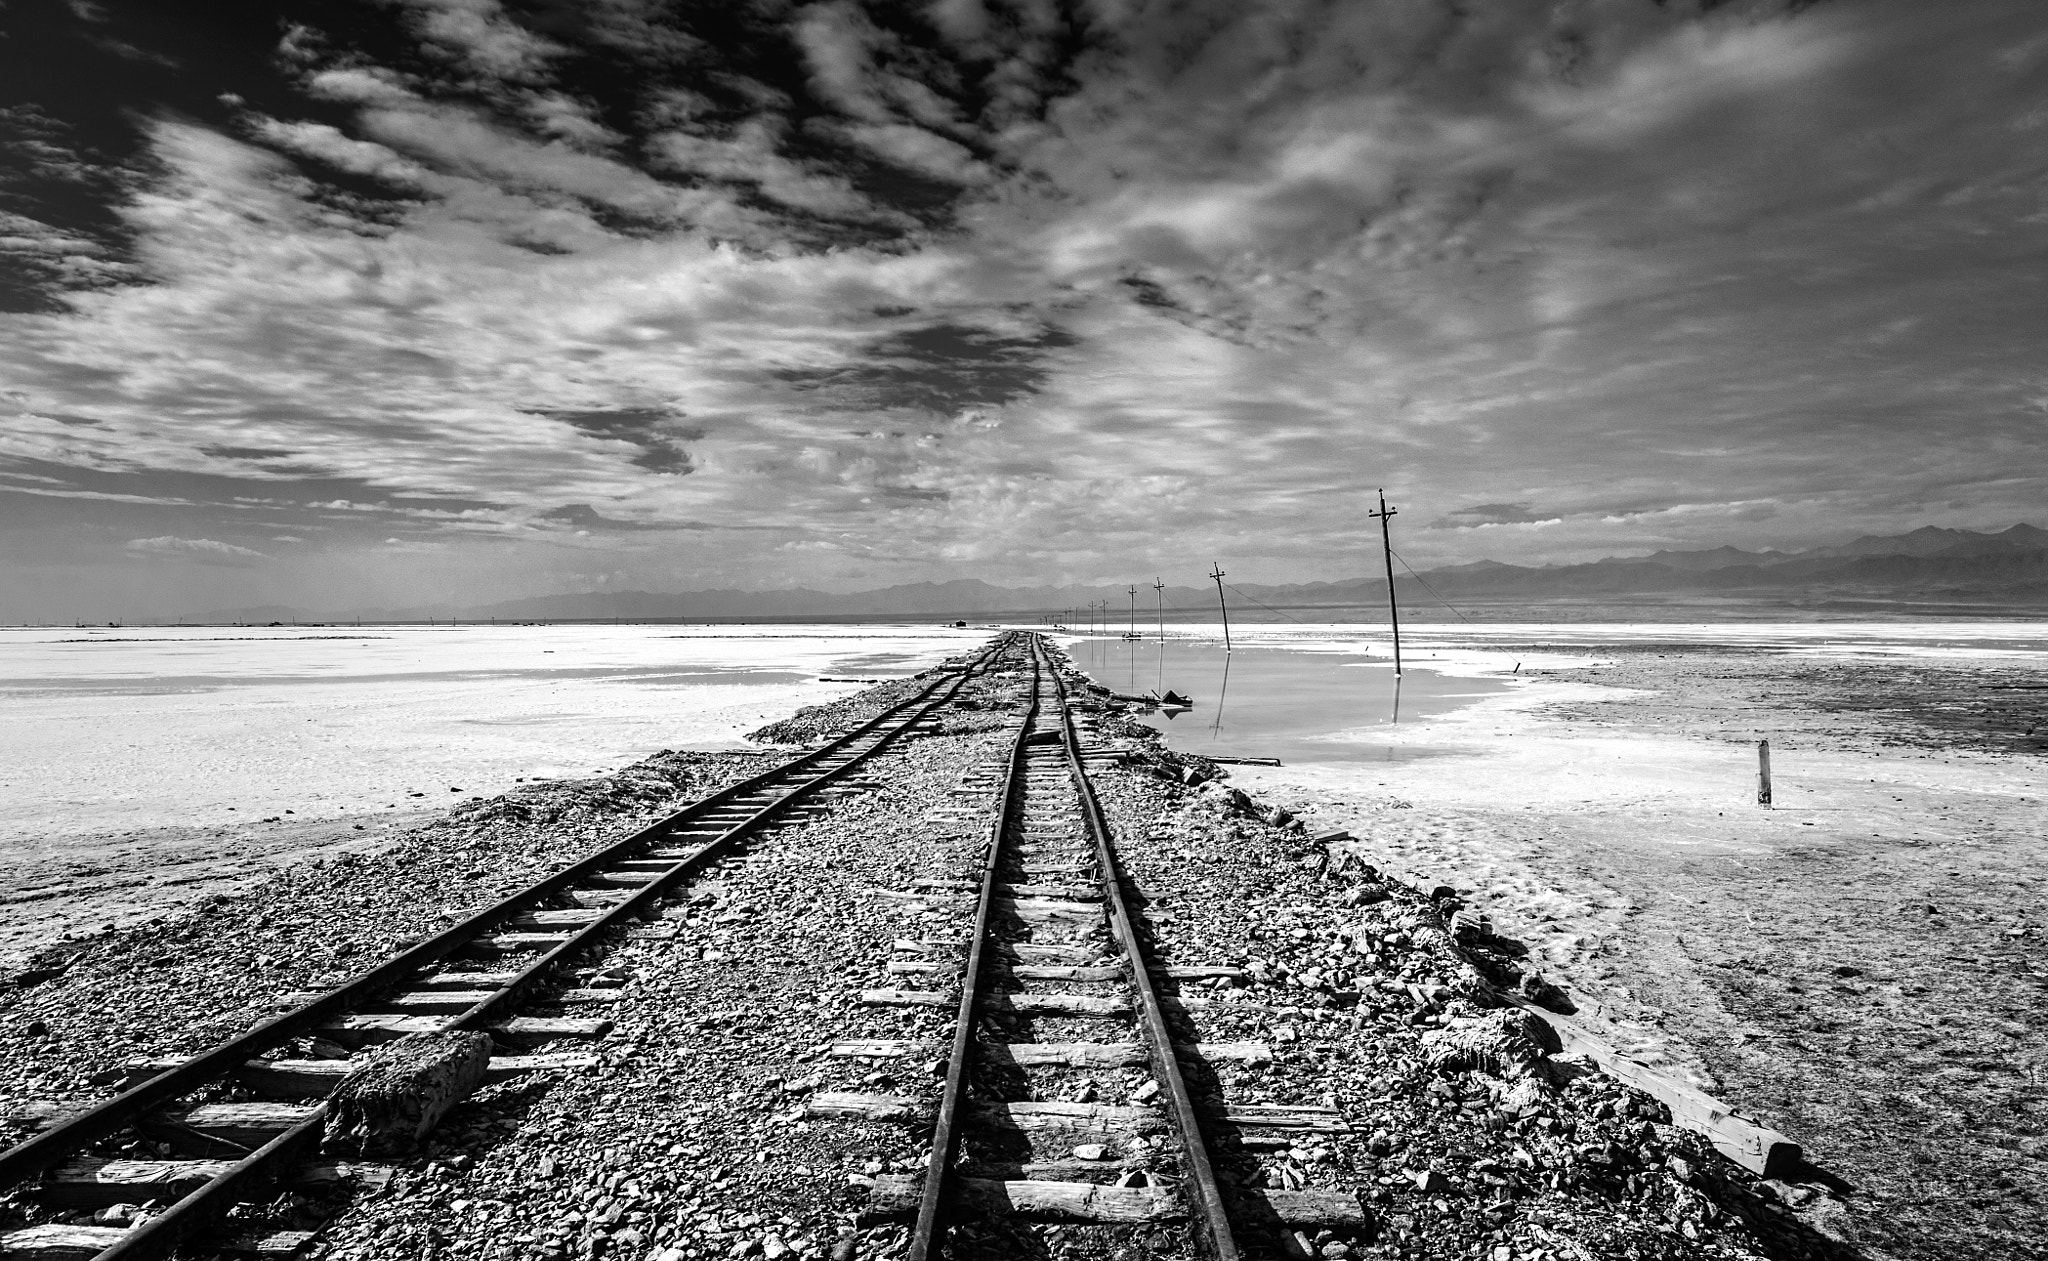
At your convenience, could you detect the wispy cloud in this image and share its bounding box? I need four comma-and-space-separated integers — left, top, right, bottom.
4, 0, 2047, 617
125, 535, 266, 562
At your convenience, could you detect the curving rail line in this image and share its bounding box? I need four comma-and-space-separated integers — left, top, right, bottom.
0, 636, 1015, 1261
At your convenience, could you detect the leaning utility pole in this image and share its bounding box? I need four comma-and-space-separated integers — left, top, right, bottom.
1126, 584, 1137, 637
1368, 489, 1403, 675
1152, 577, 1165, 642
1209, 562, 1232, 653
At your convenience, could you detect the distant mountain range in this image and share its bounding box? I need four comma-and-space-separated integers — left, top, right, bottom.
200, 523, 2048, 623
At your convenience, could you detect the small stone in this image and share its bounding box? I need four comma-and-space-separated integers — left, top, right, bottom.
762, 1235, 790, 1259
1411, 1169, 1449, 1193
1131, 1080, 1161, 1104
1666, 1155, 1694, 1182
1072, 1144, 1108, 1161
1321, 1244, 1352, 1260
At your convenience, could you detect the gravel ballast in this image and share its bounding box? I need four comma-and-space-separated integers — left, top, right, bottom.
0, 638, 1838, 1261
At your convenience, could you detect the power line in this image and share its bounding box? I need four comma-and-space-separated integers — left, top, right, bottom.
1388, 545, 1476, 624
1223, 582, 1314, 626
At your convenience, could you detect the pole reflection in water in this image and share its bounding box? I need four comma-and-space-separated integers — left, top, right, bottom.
1390, 673, 1402, 724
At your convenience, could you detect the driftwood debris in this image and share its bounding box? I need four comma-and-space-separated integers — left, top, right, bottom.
322, 1031, 493, 1157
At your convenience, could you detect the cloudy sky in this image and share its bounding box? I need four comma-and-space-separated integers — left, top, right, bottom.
4, 0, 2046, 617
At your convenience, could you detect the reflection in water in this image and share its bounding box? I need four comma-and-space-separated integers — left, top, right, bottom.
1068, 635, 1504, 764
1210, 651, 1231, 738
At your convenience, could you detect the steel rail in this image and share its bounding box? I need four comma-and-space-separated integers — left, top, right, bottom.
905, 641, 1043, 1261
1054, 646, 1243, 1261
2, 639, 1010, 1260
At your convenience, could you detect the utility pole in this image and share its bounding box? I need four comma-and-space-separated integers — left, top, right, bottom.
1152, 577, 1165, 642
1209, 562, 1232, 653
1126, 584, 1137, 637
1368, 489, 1403, 676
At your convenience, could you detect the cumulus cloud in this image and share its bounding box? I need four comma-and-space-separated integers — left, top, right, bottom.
399, 0, 565, 84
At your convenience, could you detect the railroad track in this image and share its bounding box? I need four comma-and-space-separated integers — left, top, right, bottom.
0, 636, 1024, 1261
812, 635, 1366, 1258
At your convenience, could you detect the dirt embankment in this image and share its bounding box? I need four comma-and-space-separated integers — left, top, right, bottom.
1256, 645, 2046, 1261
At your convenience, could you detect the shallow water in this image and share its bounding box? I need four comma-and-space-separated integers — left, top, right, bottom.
1065, 635, 1507, 765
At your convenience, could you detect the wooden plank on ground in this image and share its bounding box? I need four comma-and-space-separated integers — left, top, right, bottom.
860, 989, 952, 1009
1008, 964, 1123, 982
114, 1053, 590, 1098
1506, 995, 1802, 1177
805, 1095, 1169, 1136
39, 1158, 395, 1208
317, 1014, 610, 1045
0, 1224, 130, 1260
1165, 966, 1250, 983
988, 994, 1129, 1019
993, 897, 1100, 923
865, 1174, 1180, 1223
509, 909, 604, 928
462, 932, 575, 955
1006, 943, 1095, 964
1228, 1187, 1371, 1226
1222, 1104, 1354, 1133
170, 1102, 321, 1148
